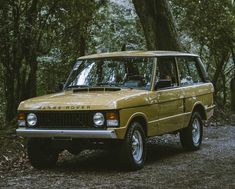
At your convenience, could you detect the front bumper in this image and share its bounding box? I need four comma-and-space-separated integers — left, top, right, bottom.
16, 128, 117, 139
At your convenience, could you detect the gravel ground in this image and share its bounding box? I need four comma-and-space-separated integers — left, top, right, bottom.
0, 125, 234, 189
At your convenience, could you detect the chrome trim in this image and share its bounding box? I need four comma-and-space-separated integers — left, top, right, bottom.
205, 104, 216, 110
148, 112, 191, 124
16, 128, 117, 139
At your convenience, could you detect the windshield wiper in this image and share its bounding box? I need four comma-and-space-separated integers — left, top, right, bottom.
66, 85, 89, 89
95, 82, 119, 87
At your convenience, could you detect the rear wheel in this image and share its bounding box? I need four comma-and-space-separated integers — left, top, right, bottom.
120, 122, 146, 170
180, 112, 203, 151
27, 138, 59, 169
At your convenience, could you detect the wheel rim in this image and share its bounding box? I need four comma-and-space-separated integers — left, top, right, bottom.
192, 118, 200, 145
131, 130, 143, 163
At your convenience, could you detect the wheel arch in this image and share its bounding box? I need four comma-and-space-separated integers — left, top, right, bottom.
126, 113, 148, 136
192, 102, 207, 120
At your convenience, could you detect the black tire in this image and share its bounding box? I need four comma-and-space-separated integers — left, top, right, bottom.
119, 122, 146, 170
180, 112, 203, 151
27, 138, 59, 169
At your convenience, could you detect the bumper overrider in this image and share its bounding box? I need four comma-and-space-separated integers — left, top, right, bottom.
16, 128, 117, 139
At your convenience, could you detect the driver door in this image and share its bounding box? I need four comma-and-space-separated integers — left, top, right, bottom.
154, 57, 184, 134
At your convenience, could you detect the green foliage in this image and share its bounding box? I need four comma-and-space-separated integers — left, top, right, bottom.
36, 1, 146, 96
88, 1, 146, 52
0, 0, 70, 122
171, 0, 235, 107
172, 0, 235, 55
1, 0, 234, 125
0, 0, 107, 122
37, 53, 71, 96
54, 0, 108, 62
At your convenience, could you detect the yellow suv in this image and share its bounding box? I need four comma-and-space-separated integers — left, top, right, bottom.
16, 51, 214, 170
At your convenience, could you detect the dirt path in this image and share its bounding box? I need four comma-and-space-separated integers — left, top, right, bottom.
0, 126, 234, 189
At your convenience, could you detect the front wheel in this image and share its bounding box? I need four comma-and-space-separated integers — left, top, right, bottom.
27, 138, 59, 169
180, 112, 203, 151
119, 122, 146, 170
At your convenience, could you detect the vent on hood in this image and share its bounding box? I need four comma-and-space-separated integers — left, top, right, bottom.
73, 87, 121, 93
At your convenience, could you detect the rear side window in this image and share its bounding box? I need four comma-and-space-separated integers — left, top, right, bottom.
155, 57, 178, 90
177, 57, 204, 86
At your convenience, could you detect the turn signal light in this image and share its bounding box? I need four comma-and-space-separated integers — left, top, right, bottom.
106, 112, 119, 127
106, 112, 118, 120
18, 112, 25, 120
18, 112, 26, 127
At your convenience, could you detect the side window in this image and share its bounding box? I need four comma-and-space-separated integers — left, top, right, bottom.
155, 57, 178, 90
177, 57, 204, 86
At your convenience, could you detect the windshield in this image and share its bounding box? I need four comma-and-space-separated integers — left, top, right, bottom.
64, 57, 155, 90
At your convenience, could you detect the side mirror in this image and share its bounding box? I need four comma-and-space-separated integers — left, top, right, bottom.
155, 79, 172, 90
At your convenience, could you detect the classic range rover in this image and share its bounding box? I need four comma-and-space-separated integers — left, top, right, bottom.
16, 51, 214, 170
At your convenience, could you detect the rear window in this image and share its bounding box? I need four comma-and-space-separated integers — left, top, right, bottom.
177, 57, 204, 86
155, 57, 178, 90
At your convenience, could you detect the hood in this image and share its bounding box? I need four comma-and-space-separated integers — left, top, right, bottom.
18, 88, 151, 111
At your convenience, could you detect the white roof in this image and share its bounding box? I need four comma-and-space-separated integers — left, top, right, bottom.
79, 51, 198, 59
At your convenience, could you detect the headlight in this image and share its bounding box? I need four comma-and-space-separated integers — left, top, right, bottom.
27, 113, 37, 127
93, 112, 104, 126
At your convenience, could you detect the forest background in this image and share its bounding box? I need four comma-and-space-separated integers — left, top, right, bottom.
0, 0, 235, 128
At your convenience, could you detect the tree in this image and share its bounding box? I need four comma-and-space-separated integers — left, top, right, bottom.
231, 49, 235, 113
88, 1, 146, 53
0, 0, 106, 123
172, 0, 235, 107
36, 1, 107, 96
0, 0, 61, 122
132, 0, 181, 50
56, 1, 107, 63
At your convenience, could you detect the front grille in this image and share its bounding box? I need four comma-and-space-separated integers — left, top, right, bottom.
34, 111, 93, 129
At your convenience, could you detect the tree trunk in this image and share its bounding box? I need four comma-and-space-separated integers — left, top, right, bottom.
230, 48, 235, 113
212, 53, 229, 95
80, 36, 86, 56
231, 77, 235, 113
221, 71, 227, 105
24, 56, 38, 99
21, 0, 39, 99
5, 74, 17, 122
132, 0, 181, 50
1, 0, 39, 122
1, 3, 18, 122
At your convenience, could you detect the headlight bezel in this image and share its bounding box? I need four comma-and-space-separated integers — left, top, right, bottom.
93, 112, 105, 127
26, 113, 37, 127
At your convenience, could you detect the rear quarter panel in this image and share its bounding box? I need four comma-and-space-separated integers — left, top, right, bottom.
183, 83, 214, 127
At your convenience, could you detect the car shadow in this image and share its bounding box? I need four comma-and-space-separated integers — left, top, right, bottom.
53, 137, 185, 172
56, 149, 121, 172
146, 142, 184, 164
